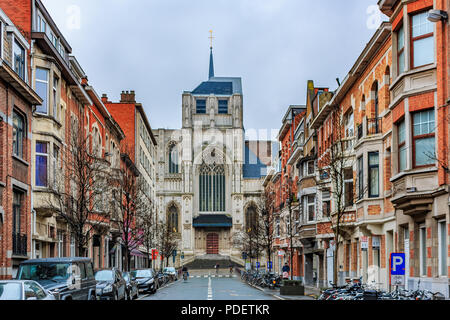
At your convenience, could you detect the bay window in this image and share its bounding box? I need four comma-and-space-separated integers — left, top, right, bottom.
36, 142, 48, 187
411, 11, 434, 68
368, 152, 379, 198
303, 195, 315, 222
358, 156, 364, 199
53, 76, 59, 119
344, 168, 354, 207
413, 109, 435, 167
398, 120, 407, 172
397, 25, 405, 74
35, 68, 49, 114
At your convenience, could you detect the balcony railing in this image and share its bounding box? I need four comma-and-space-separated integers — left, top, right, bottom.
367, 117, 382, 136
12, 233, 27, 256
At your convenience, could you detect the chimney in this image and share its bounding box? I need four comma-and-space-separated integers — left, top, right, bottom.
101, 94, 109, 104
120, 90, 136, 103
81, 76, 88, 86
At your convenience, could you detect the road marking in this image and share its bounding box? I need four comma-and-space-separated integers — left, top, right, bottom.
207, 277, 213, 300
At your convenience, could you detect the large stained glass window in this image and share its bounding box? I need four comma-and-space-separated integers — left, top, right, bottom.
199, 164, 225, 212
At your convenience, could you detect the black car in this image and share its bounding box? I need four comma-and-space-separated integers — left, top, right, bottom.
131, 269, 157, 294
16, 257, 97, 300
122, 272, 139, 300
95, 268, 127, 300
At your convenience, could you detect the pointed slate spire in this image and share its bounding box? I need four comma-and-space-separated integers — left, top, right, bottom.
209, 46, 215, 79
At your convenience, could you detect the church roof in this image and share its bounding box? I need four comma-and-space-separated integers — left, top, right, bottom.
187, 46, 243, 96
190, 77, 242, 96
193, 214, 232, 228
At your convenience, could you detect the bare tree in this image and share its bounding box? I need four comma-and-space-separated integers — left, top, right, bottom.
285, 177, 298, 281
156, 219, 179, 271
320, 104, 358, 285
48, 120, 111, 257
232, 200, 268, 270
110, 148, 150, 272
259, 191, 275, 272
137, 202, 157, 269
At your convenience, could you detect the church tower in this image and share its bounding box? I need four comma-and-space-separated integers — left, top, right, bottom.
154, 33, 268, 268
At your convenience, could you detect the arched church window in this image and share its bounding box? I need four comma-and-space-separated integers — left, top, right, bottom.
199, 163, 225, 212
168, 204, 179, 233
169, 143, 179, 174
245, 205, 258, 233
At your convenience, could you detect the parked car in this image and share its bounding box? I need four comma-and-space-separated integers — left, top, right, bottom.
156, 271, 169, 287
130, 269, 157, 294
95, 268, 127, 300
0, 280, 56, 300
122, 272, 139, 300
16, 257, 97, 300
163, 267, 178, 281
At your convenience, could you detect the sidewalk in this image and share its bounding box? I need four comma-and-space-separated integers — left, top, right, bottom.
245, 282, 318, 300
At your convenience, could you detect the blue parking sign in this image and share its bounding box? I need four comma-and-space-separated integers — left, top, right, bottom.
267, 261, 272, 269
256, 262, 260, 268
390, 253, 405, 275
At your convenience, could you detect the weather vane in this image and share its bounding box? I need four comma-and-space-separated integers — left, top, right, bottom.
209, 30, 215, 49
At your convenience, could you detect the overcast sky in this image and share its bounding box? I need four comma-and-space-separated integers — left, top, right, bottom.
42, 0, 384, 136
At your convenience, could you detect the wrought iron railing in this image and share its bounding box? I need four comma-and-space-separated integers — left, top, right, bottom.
12, 233, 27, 256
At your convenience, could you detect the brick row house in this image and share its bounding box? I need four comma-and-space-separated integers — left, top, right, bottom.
0, 8, 42, 279
268, 0, 449, 296
0, 0, 158, 277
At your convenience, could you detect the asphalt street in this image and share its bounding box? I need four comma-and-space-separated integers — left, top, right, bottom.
139, 274, 279, 300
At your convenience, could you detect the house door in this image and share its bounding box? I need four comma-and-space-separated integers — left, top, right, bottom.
206, 233, 219, 254
326, 247, 334, 285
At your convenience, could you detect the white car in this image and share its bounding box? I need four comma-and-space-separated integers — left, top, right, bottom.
0, 280, 56, 300
163, 267, 178, 280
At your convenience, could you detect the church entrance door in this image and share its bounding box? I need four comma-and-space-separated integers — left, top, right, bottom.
206, 233, 219, 254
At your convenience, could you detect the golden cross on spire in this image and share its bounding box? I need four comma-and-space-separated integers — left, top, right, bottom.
209, 30, 215, 49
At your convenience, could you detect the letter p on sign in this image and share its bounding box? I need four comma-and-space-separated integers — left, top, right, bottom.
390, 253, 406, 276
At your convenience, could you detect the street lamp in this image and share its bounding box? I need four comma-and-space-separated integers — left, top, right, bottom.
427, 9, 448, 22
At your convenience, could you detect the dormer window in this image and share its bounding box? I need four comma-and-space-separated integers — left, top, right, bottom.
196, 99, 206, 114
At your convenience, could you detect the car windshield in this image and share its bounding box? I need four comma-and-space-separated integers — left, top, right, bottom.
17, 263, 71, 282
122, 273, 129, 281
0, 283, 22, 300
95, 270, 114, 281
131, 270, 152, 278
164, 268, 175, 272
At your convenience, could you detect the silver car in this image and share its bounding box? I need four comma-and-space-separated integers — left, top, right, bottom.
0, 280, 56, 300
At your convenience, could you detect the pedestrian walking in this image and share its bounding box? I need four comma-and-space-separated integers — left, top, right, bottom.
215, 263, 220, 275
282, 263, 290, 279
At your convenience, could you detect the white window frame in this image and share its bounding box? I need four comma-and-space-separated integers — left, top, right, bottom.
12, 37, 26, 81
35, 67, 49, 115
438, 220, 447, 276
419, 225, 427, 276
36, 141, 49, 188
52, 76, 58, 119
